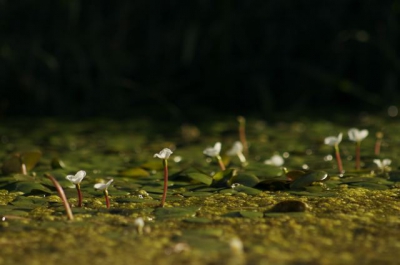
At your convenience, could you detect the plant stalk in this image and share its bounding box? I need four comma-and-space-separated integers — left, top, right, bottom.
44, 173, 74, 220
216, 155, 226, 171
238, 116, 248, 155
160, 159, 168, 207
76, 184, 82, 207
104, 190, 110, 209
334, 145, 343, 173
355, 142, 361, 170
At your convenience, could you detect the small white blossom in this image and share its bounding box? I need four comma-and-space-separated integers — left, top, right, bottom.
264, 154, 284, 166
373, 159, 391, 170
324, 133, 343, 146
94, 179, 114, 191
229, 237, 244, 254
226, 141, 246, 163
134, 217, 145, 234
66, 170, 86, 185
348, 128, 368, 142
203, 142, 222, 157
153, 148, 173, 159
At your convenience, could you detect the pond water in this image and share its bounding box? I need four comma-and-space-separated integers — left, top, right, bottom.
1, 116, 400, 265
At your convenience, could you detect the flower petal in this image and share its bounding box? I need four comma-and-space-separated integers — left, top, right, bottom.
154, 148, 173, 159
94, 179, 114, 190
65, 170, 86, 184
203, 142, 222, 157
226, 141, 243, 156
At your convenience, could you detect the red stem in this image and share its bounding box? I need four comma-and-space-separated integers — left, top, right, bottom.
76, 184, 82, 207
44, 173, 74, 220
355, 142, 361, 170
160, 159, 168, 207
334, 145, 343, 173
104, 190, 110, 209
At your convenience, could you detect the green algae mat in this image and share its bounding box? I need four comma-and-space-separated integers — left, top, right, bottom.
1, 117, 400, 265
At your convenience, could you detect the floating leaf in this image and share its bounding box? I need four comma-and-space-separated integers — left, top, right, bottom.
290, 171, 328, 190
255, 179, 289, 191
212, 169, 236, 187
186, 172, 213, 186
228, 173, 260, 187
5, 181, 52, 195
119, 167, 150, 177
233, 185, 262, 195
154, 206, 201, 220
285, 170, 306, 181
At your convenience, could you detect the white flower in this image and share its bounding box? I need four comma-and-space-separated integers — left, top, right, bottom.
226, 141, 246, 163
94, 179, 114, 190
373, 159, 391, 170
203, 142, 222, 157
348, 128, 368, 142
134, 217, 145, 234
153, 148, 173, 159
324, 133, 343, 146
66, 170, 86, 184
264, 154, 284, 166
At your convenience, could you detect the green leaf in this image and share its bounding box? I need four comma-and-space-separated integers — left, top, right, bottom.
186, 172, 213, 186
212, 169, 236, 188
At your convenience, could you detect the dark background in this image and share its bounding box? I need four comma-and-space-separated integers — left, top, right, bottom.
0, 0, 399, 122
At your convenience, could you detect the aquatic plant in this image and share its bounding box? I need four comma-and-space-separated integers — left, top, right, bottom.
44, 173, 74, 220
154, 148, 173, 207
373, 159, 391, 173
134, 217, 145, 234
324, 133, 344, 173
375, 132, 383, 155
264, 154, 284, 166
203, 142, 226, 170
226, 141, 247, 164
237, 116, 248, 155
94, 179, 114, 209
348, 128, 369, 170
66, 170, 86, 207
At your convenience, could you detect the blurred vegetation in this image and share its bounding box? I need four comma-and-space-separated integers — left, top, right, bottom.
0, 0, 399, 121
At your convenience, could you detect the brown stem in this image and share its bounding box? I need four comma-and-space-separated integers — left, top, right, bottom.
334, 145, 343, 173
238, 116, 248, 155
44, 173, 74, 220
160, 159, 168, 207
217, 156, 226, 171
355, 142, 361, 170
76, 184, 82, 207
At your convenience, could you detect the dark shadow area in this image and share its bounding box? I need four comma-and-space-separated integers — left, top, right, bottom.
0, 1, 399, 122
